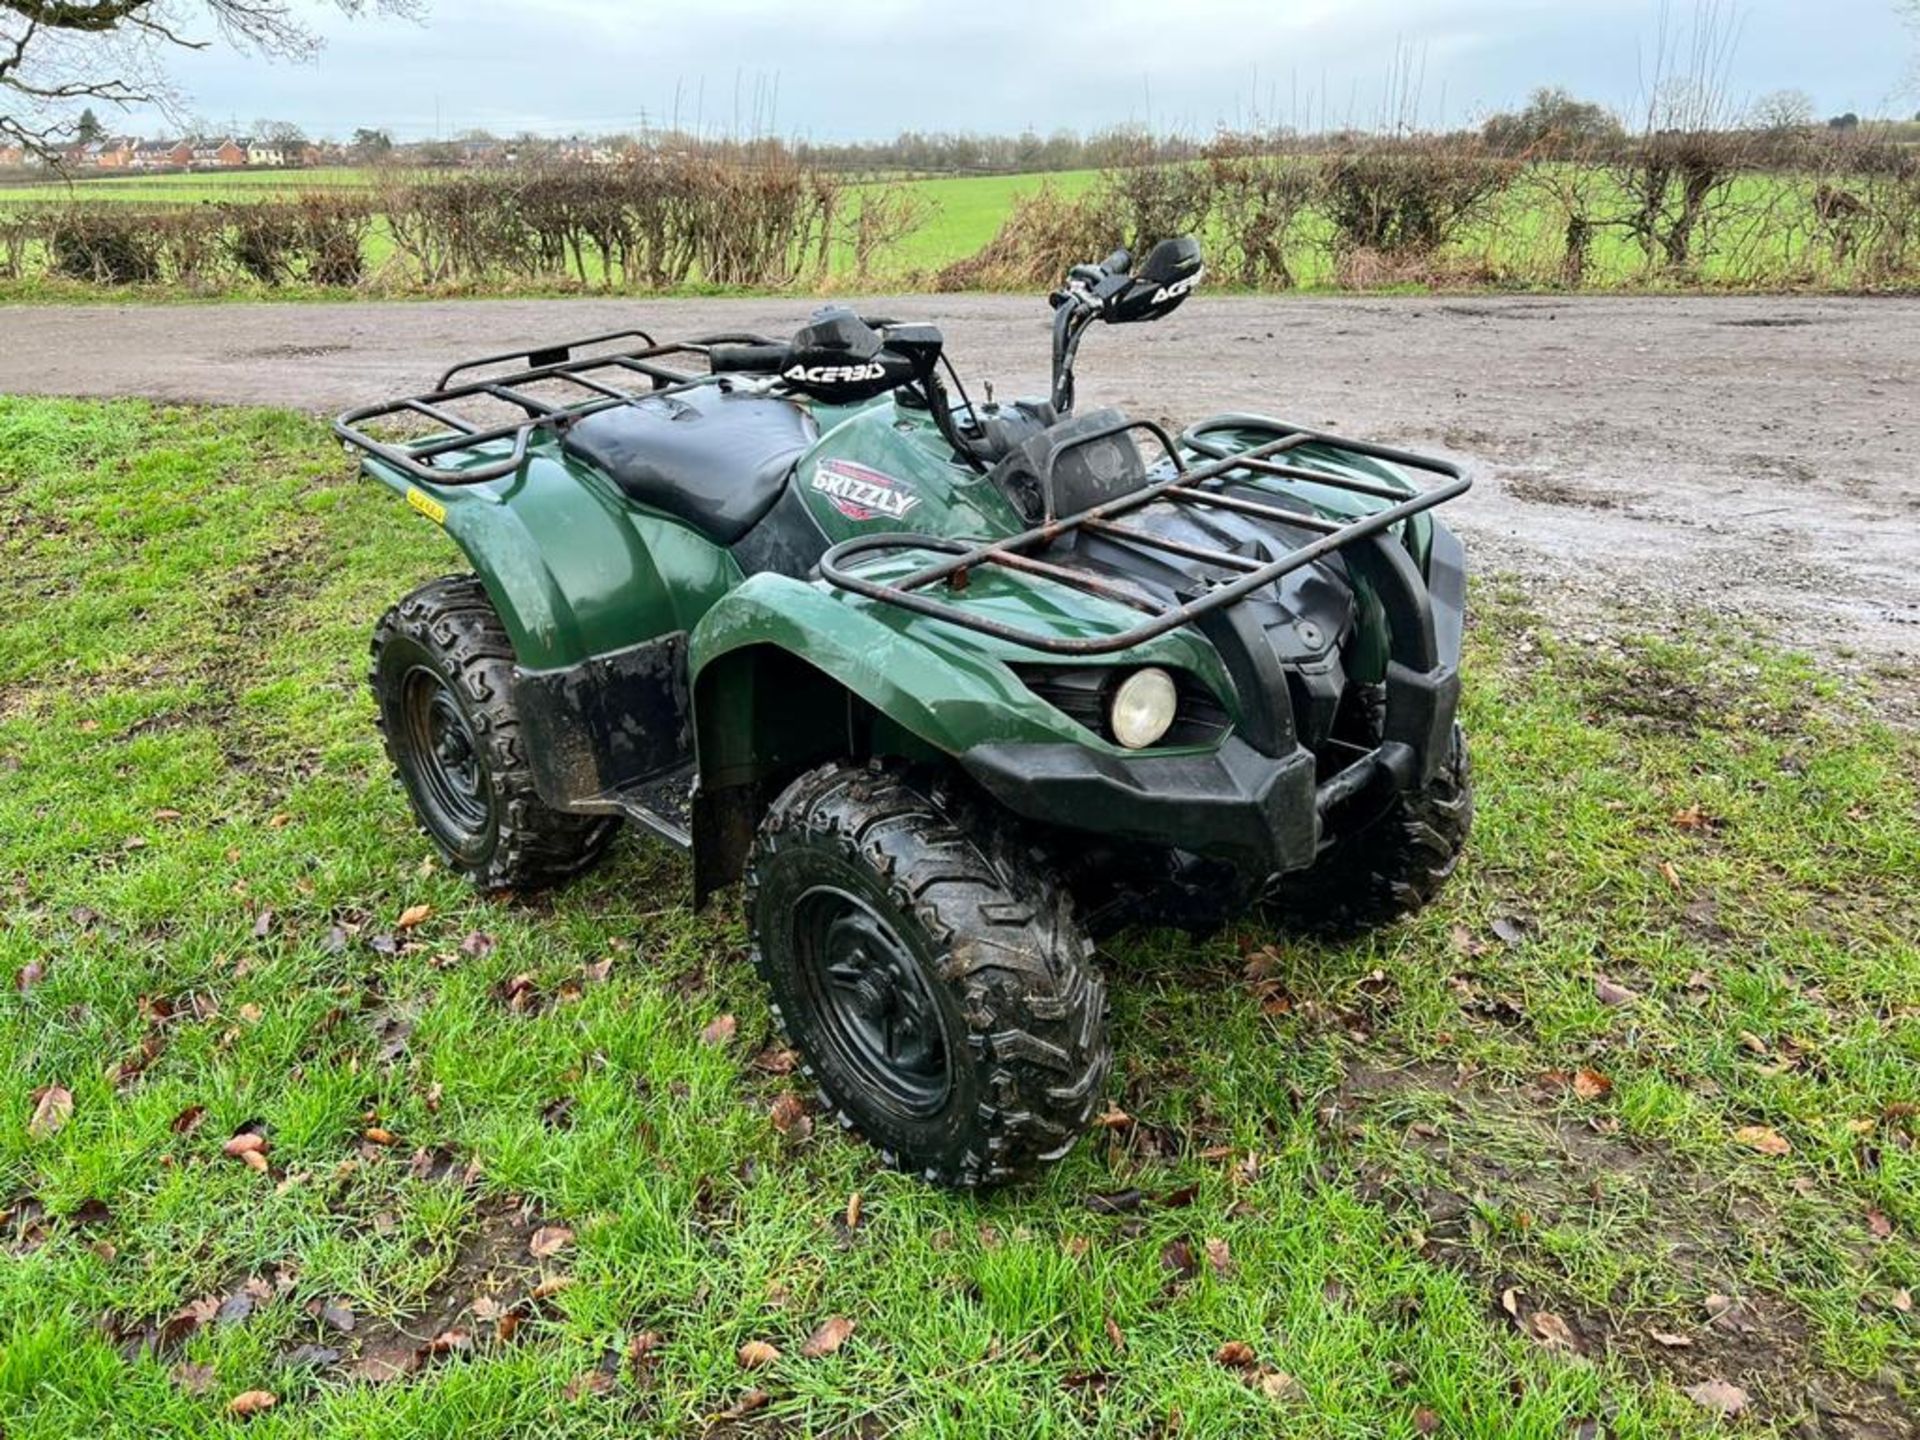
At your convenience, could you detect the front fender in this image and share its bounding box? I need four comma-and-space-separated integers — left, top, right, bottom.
689, 570, 1239, 784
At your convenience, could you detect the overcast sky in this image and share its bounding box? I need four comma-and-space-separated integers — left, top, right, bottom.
120, 0, 1917, 141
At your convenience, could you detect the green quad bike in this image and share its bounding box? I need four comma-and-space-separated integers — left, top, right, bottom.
337, 237, 1474, 1188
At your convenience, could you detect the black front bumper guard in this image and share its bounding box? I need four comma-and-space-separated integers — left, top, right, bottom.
961, 660, 1457, 881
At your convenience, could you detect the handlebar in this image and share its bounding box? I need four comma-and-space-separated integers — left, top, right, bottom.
708, 342, 790, 374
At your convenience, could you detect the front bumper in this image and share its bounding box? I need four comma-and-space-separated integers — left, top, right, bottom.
960, 658, 1459, 881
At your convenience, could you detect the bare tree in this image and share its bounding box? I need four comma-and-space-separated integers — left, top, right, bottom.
1749, 88, 1815, 132
1903, 0, 1920, 98
1, 1, 421, 159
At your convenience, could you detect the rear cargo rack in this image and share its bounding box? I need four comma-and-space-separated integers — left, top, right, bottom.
333, 330, 768, 486
818, 417, 1469, 657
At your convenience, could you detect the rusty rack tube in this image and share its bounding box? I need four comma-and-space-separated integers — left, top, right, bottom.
333, 331, 775, 487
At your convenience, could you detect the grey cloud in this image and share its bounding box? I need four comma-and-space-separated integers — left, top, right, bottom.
122, 0, 1914, 140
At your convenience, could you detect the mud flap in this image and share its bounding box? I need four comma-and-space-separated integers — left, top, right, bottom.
513, 632, 691, 809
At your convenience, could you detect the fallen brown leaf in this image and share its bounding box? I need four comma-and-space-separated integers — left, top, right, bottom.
15, 959, 46, 992
1204, 1237, 1233, 1275
844, 1191, 863, 1229
226, 1390, 277, 1417
396, 903, 432, 931
799, 1315, 854, 1359
1733, 1125, 1791, 1157
1648, 1329, 1693, 1348
737, 1339, 781, 1369
1866, 1208, 1893, 1239
1572, 1068, 1612, 1101
421, 1328, 471, 1358
158, 1295, 220, 1347
222, 1132, 269, 1158
1594, 976, 1641, 1007
719, 1389, 770, 1420
564, 1369, 613, 1399
1529, 1311, 1581, 1352
1160, 1238, 1198, 1280
349, 1346, 418, 1383
769, 1092, 811, 1139
1259, 1370, 1304, 1402
28, 1085, 73, 1140
1683, 1379, 1749, 1416
700, 1012, 738, 1046
1214, 1340, 1256, 1368
528, 1225, 574, 1259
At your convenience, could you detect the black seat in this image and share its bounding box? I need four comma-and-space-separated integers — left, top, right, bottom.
563, 388, 817, 545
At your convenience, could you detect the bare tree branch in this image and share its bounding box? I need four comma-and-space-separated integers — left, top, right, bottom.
1, 0, 423, 160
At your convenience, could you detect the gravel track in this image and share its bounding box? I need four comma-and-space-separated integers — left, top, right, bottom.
3, 292, 1915, 682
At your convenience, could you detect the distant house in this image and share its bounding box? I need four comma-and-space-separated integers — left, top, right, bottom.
192, 138, 248, 168
246, 139, 286, 168
0, 144, 25, 169
555, 140, 620, 166
132, 140, 189, 170
86, 137, 137, 169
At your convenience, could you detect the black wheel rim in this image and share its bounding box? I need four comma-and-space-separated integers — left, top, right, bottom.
398, 665, 491, 846
792, 886, 952, 1117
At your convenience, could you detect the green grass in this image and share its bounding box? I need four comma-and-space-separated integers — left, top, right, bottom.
875, 170, 1099, 270
2, 398, 1916, 1437
0, 167, 384, 203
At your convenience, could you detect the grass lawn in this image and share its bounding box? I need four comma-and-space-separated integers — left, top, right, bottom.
1, 398, 1916, 1438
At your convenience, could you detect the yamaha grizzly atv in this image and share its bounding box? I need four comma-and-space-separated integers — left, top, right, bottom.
337, 238, 1473, 1188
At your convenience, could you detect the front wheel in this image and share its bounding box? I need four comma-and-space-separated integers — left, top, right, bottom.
746, 763, 1110, 1189
1265, 725, 1473, 931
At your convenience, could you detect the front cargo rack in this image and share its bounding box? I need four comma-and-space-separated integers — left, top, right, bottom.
818, 416, 1469, 657
332, 329, 766, 486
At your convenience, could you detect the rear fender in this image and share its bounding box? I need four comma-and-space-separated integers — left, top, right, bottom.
361, 451, 737, 671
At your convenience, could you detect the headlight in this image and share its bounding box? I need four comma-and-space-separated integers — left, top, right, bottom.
1109, 667, 1179, 750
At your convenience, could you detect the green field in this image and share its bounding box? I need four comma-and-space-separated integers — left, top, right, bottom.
0, 167, 386, 202
879, 169, 1099, 269
3, 397, 1916, 1436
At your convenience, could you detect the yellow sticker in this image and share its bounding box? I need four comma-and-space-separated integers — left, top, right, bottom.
406, 487, 447, 526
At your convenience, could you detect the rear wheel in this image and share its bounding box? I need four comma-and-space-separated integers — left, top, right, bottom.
747, 763, 1109, 1188
370, 575, 619, 891
1267, 725, 1473, 931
